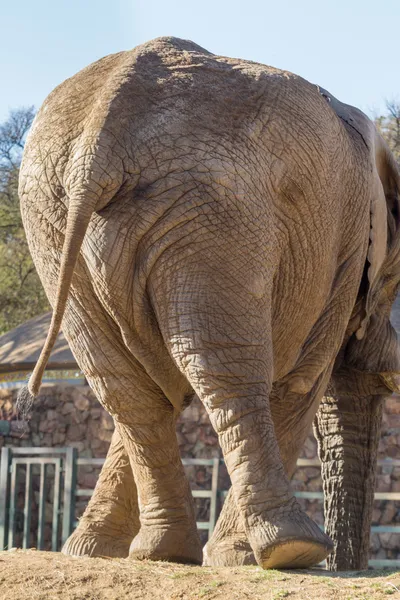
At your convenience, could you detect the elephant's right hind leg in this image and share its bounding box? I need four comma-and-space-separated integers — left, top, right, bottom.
62, 425, 139, 558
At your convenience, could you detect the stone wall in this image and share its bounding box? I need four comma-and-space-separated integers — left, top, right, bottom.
0, 385, 399, 560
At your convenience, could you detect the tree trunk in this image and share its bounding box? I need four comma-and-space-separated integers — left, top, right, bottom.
314, 391, 384, 570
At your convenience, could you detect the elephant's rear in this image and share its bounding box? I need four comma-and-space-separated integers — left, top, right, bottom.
21, 35, 323, 207
19, 36, 398, 572
18, 35, 365, 402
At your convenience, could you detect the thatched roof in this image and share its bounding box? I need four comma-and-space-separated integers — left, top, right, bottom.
0, 312, 77, 374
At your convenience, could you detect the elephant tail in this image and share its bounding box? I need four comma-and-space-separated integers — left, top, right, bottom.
17, 193, 98, 417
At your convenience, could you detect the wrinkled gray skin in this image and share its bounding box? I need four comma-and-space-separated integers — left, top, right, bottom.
18, 37, 400, 570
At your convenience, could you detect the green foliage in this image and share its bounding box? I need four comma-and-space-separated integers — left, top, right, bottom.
0, 107, 49, 335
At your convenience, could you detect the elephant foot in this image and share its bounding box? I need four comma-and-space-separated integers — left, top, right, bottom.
62, 527, 132, 558
249, 500, 333, 570
129, 524, 203, 565
203, 536, 256, 566
259, 538, 329, 570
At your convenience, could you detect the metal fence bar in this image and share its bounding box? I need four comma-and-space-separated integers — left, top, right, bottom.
296, 459, 320, 467
209, 458, 219, 535
76, 489, 95, 497
12, 458, 66, 465
369, 559, 400, 568
375, 493, 400, 500
61, 447, 77, 547
37, 463, 46, 550
51, 458, 62, 552
22, 464, 32, 549
295, 491, 324, 499
7, 461, 17, 550
9, 448, 72, 455
0, 448, 10, 550
197, 523, 212, 530
192, 491, 213, 499
76, 458, 105, 467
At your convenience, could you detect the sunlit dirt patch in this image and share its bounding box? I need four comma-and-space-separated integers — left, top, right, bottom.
0, 550, 399, 600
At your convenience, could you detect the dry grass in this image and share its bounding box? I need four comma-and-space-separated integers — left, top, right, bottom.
0, 550, 399, 600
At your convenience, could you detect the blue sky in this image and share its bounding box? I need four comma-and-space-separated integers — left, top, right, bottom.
2, 0, 399, 122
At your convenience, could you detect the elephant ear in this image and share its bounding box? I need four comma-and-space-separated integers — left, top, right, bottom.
318, 87, 400, 386
318, 88, 394, 312
345, 127, 400, 383
363, 172, 388, 298
356, 132, 400, 342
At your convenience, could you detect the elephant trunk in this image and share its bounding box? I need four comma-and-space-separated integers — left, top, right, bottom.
17, 194, 97, 415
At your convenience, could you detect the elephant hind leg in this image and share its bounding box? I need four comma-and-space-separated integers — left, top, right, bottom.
66, 336, 201, 563
203, 383, 330, 568
53, 260, 201, 564
151, 255, 332, 569
62, 425, 139, 558
118, 388, 202, 564
80, 338, 201, 563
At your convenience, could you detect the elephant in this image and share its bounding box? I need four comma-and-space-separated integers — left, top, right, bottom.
17, 36, 400, 571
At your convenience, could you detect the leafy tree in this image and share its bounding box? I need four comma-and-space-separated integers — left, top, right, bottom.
375, 101, 400, 164
0, 108, 49, 335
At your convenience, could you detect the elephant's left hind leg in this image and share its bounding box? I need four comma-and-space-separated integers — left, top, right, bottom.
204, 385, 329, 567
62, 424, 140, 558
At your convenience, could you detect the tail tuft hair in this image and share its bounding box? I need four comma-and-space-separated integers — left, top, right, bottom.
16, 385, 35, 423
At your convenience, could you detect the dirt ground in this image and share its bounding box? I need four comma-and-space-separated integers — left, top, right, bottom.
0, 550, 400, 600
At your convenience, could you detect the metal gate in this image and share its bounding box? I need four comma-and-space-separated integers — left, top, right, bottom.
1, 448, 400, 568
0, 449, 219, 551
0, 447, 77, 551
